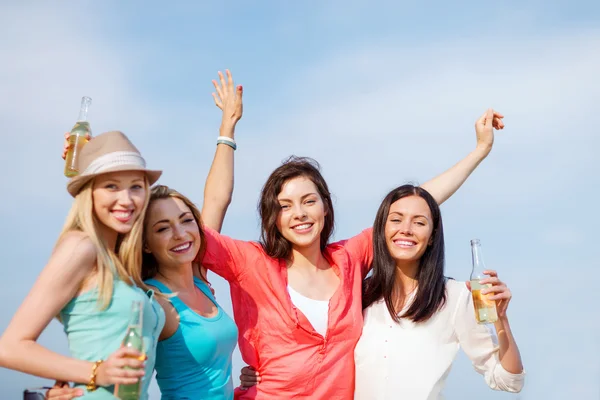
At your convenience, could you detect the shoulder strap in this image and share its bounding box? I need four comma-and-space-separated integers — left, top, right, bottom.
193, 276, 218, 305
144, 278, 188, 314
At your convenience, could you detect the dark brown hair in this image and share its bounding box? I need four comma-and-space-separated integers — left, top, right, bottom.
259, 156, 335, 259
142, 185, 207, 281
362, 184, 447, 323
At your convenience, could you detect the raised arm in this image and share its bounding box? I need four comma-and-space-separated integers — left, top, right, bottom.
201, 69, 243, 232
421, 108, 503, 205
0, 233, 144, 387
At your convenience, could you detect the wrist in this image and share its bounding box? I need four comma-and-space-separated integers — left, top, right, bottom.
219, 121, 237, 138
494, 314, 510, 328
86, 360, 104, 391
473, 145, 491, 160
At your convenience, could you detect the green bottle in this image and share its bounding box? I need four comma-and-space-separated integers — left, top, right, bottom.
115, 301, 145, 400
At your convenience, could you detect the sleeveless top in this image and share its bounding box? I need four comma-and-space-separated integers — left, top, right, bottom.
60, 278, 165, 399
145, 276, 238, 400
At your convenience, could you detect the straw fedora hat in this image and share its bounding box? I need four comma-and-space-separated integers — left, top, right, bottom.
67, 131, 162, 197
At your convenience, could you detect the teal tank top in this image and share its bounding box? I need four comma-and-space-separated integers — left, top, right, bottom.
60, 279, 165, 399
145, 277, 238, 400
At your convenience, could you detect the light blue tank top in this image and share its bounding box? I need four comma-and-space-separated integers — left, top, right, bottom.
60, 278, 165, 399
145, 277, 238, 400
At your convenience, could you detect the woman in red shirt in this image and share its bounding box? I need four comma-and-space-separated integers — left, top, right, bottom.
201, 109, 505, 399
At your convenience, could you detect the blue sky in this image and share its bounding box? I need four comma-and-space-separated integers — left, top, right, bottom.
1, 1, 598, 399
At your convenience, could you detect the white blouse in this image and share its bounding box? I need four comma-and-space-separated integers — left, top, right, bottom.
354, 279, 524, 400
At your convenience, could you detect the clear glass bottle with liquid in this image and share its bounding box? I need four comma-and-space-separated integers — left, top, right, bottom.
63, 96, 92, 177
470, 239, 498, 324
114, 300, 145, 400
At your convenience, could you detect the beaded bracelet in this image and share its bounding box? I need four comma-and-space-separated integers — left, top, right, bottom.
86, 360, 104, 392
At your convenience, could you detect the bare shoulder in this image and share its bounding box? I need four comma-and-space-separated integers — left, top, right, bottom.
52, 231, 97, 273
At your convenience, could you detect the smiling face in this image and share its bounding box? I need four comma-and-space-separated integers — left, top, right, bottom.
385, 195, 434, 265
275, 176, 327, 252
144, 197, 202, 268
92, 171, 147, 236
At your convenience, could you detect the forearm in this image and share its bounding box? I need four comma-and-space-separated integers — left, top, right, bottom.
420, 146, 489, 205
494, 316, 523, 374
0, 339, 93, 384
202, 122, 235, 232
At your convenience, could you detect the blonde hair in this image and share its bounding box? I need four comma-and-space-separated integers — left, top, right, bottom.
56, 177, 151, 309
142, 185, 207, 281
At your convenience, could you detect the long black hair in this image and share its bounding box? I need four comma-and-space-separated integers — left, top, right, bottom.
362, 184, 447, 323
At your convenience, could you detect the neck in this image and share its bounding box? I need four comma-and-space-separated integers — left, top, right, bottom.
289, 241, 326, 271
156, 261, 196, 292
395, 260, 419, 293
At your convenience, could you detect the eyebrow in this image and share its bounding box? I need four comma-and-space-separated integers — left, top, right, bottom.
388, 211, 430, 220
277, 193, 318, 202
152, 212, 192, 227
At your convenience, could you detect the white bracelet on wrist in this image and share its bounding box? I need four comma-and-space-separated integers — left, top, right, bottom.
217, 136, 236, 150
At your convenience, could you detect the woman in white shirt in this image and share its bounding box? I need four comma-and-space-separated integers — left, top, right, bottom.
354, 184, 524, 400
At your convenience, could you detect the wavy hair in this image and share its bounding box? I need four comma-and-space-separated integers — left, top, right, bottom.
258, 156, 335, 259
142, 185, 207, 281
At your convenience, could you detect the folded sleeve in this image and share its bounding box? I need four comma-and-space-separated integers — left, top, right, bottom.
199, 226, 263, 284
453, 285, 525, 393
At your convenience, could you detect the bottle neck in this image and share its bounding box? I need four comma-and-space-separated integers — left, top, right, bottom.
128, 301, 143, 331
470, 241, 486, 279
77, 97, 91, 122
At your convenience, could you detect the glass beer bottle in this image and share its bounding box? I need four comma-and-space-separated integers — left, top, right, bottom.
115, 301, 145, 400
63, 96, 92, 177
470, 239, 498, 324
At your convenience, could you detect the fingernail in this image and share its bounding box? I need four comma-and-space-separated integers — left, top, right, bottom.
238, 85, 243, 90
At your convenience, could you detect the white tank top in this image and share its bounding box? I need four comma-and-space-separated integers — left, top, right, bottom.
287, 285, 330, 337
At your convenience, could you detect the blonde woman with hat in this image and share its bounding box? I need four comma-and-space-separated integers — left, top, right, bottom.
0, 131, 166, 399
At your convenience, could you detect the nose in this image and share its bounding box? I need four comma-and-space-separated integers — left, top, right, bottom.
291, 203, 307, 220
398, 219, 413, 235
116, 189, 134, 207
172, 223, 185, 239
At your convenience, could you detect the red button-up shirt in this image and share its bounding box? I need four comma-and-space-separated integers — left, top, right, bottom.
201, 227, 373, 399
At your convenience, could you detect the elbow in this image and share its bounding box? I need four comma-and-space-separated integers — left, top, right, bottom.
487, 365, 525, 393
0, 337, 14, 368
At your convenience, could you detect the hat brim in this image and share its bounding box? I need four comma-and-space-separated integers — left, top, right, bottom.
67, 165, 162, 197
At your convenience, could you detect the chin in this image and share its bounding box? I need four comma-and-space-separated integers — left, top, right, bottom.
113, 223, 135, 234
391, 251, 420, 263
291, 236, 319, 249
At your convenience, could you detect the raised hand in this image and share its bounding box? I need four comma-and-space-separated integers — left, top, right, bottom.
212, 69, 243, 130
61, 132, 91, 160
94, 347, 146, 387
474, 108, 504, 156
